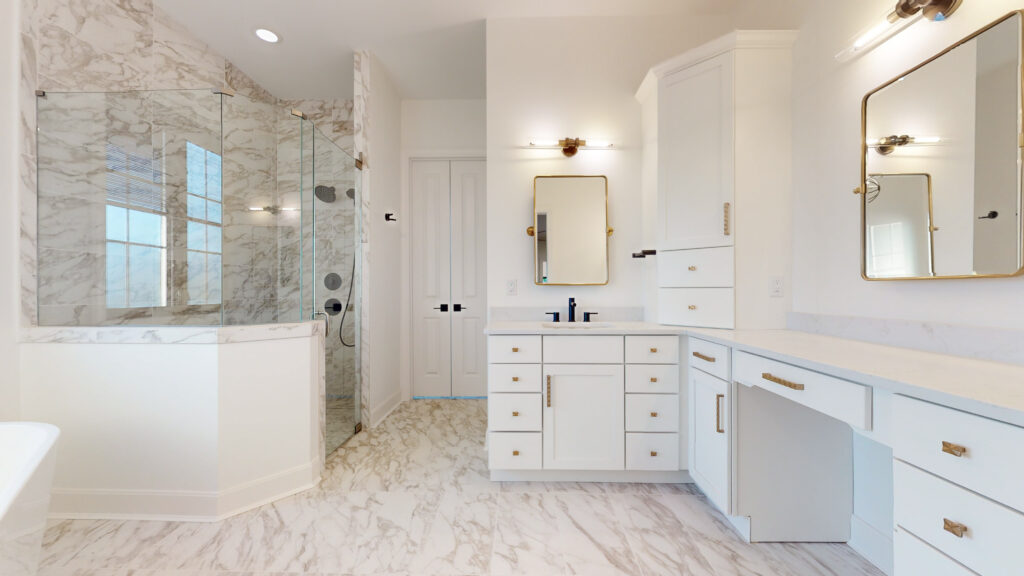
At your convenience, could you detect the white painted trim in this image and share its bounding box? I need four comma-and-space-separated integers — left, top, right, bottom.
648, 30, 798, 79
850, 513, 895, 576
490, 469, 692, 483
48, 461, 319, 522
371, 391, 404, 427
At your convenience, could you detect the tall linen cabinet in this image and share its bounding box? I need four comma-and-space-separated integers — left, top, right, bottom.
636, 31, 796, 330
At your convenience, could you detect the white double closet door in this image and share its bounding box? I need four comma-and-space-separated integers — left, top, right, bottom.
411, 159, 487, 398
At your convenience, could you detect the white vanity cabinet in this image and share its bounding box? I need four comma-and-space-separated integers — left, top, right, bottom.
636, 31, 795, 330
487, 328, 684, 481
690, 367, 730, 512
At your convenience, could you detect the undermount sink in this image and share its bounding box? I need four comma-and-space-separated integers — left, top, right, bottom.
542, 322, 614, 329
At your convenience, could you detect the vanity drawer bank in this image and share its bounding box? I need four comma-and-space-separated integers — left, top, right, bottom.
680, 328, 1024, 576
484, 322, 688, 482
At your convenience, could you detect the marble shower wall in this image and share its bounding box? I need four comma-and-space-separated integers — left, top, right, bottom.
353, 50, 371, 427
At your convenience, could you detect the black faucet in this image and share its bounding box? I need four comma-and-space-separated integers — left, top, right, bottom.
568, 297, 577, 322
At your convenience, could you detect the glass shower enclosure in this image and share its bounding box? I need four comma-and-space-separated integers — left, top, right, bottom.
35, 88, 361, 454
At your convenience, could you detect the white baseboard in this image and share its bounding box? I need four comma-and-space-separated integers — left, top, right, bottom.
850, 514, 894, 576
48, 460, 319, 522
490, 469, 692, 483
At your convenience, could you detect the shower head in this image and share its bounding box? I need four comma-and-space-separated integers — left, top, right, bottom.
345, 188, 355, 200
314, 185, 336, 203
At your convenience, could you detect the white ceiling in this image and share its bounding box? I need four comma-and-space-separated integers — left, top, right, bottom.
155, 0, 804, 100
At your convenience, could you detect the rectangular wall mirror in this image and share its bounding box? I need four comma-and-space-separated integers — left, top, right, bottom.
861, 11, 1024, 280
533, 175, 609, 285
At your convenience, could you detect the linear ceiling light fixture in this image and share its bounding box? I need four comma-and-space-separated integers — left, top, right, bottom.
836, 0, 963, 62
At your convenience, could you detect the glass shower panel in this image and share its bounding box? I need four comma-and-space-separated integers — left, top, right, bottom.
307, 123, 361, 454
36, 89, 223, 326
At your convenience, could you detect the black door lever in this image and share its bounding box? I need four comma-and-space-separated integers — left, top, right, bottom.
433, 304, 449, 312
979, 210, 999, 220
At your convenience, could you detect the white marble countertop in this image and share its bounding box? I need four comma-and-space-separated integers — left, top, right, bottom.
484, 321, 687, 336
685, 328, 1024, 428
21, 320, 323, 345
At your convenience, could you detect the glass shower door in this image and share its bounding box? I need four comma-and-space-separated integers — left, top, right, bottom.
306, 123, 361, 455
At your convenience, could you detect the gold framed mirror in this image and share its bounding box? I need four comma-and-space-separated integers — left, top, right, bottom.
860, 11, 1024, 280
531, 175, 610, 285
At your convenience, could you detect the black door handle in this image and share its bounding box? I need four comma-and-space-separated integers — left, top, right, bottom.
979, 210, 999, 220
433, 304, 449, 312
453, 304, 467, 312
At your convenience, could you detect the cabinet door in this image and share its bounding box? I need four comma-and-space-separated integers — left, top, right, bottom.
690, 368, 730, 513
543, 364, 625, 470
658, 51, 734, 250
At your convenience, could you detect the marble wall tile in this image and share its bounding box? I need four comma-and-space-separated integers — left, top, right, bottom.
150, 6, 224, 91
225, 61, 275, 105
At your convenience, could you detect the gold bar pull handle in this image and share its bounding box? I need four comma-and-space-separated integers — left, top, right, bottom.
942, 441, 967, 458
943, 518, 967, 538
546, 375, 551, 407
692, 351, 716, 363
512, 411, 519, 417
688, 265, 697, 271
512, 376, 519, 382
723, 202, 731, 236
715, 393, 725, 434
512, 347, 519, 353
650, 347, 658, 353
513, 450, 520, 456
650, 411, 658, 417
688, 305, 697, 311
650, 451, 658, 457
761, 372, 805, 391
650, 377, 658, 383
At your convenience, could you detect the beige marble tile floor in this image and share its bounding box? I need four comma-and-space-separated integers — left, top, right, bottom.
38, 399, 884, 576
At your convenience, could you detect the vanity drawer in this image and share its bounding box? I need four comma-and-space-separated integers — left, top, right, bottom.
489, 432, 542, 469
894, 394, 1024, 514
543, 335, 623, 364
657, 247, 734, 288
625, 364, 679, 394
625, 394, 679, 432
488, 335, 542, 364
895, 528, 978, 576
733, 351, 871, 430
488, 364, 542, 393
895, 460, 1024, 576
626, 433, 680, 471
657, 288, 735, 329
625, 335, 679, 364
687, 337, 730, 381
488, 394, 542, 432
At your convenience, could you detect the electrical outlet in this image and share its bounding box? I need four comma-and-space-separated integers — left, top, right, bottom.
505, 279, 518, 296
770, 276, 784, 298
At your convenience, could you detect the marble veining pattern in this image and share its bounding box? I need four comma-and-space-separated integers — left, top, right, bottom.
38, 399, 884, 576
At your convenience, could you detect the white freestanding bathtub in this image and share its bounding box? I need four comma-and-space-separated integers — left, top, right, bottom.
0, 423, 60, 576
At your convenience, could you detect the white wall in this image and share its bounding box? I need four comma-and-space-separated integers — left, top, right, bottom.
0, 0, 19, 420
399, 99, 486, 400
792, 0, 1024, 330
485, 15, 741, 312
367, 54, 404, 425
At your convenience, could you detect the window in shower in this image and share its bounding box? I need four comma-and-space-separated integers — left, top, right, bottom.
105, 143, 168, 309
185, 141, 223, 305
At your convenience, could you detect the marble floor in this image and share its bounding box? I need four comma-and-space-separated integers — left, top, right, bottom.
38, 399, 884, 576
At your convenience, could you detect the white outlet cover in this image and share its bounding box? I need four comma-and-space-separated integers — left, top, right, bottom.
505, 279, 518, 296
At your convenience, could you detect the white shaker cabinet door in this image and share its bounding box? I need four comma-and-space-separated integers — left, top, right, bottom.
690, 368, 730, 514
542, 364, 625, 470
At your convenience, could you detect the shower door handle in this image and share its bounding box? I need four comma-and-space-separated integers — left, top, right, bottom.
312, 311, 330, 337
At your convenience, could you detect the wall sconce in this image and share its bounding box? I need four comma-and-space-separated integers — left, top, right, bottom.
836, 0, 963, 62
868, 135, 941, 155
528, 138, 614, 157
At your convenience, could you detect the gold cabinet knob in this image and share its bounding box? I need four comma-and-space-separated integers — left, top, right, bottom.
688, 305, 697, 311
650, 377, 658, 383
512, 347, 519, 352
650, 411, 658, 417
943, 518, 967, 538
942, 441, 966, 458
512, 411, 519, 417
513, 450, 520, 456
650, 347, 658, 353
650, 451, 658, 457
512, 376, 519, 382
688, 266, 697, 271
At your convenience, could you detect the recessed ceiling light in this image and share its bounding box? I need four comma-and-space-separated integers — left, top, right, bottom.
255, 28, 279, 43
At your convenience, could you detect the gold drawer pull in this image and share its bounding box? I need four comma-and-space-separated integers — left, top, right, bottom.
650, 377, 658, 383
512, 450, 520, 456
650, 451, 658, 457
942, 441, 967, 458
688, 266, 697, 271
715, 393, 725, 434
761, 372, 805, 391
692, 351, 716, 363
723, 202, 731, 236
512, 411, 519, 417
650, 347, 658, 353
512, 347, 519, 352
688, 305, 697, 311
546, 375, 551, 407
512, 376, 519, 382
943, 518, 967, 538
650, 411, 658, 417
